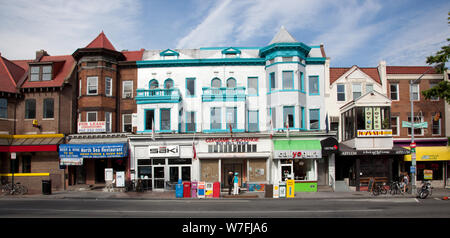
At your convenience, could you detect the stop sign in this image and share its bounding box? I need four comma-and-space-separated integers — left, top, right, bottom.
410, 142, 416, 148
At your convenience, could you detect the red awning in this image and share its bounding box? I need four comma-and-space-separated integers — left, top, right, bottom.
0, 145, 58, 152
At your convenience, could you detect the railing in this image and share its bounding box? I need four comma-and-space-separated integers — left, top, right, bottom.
136, 88, 182, 103
202, 87, 246, 102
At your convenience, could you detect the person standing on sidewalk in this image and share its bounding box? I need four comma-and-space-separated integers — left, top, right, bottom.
233, 172, 239, 195
402, 172, 410, 193
227, 171, 233, 195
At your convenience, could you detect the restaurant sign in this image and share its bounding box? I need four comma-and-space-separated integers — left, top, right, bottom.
59, 143, 128, 159
357, 130, 392, 137
149, 145, 179, 157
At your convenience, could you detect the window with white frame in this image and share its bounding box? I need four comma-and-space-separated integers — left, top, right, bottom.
282, 71, 293, 89
366, 84, 373, 93
105, 77, 112, 96
432, 112, 441, 135
337, 84, 345, 101
390, 116, 399, 136
122, 81, 133, 98
352, 83, 362, 100
122, 114, 132, 132
105, 112, 112, 132
42, 65, 52, 81
407, 116, 423, 136
87, 77, 98, 95
87, 111, 97, 122
390, 83, 399, 101
429, 83, 439, 100
410, 84, 419, 101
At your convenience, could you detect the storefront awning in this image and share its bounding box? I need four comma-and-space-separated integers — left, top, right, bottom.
338, 143, 410, 156
0, 134, 64, 152
404, 146, 450, 161
273, 140, 322, 159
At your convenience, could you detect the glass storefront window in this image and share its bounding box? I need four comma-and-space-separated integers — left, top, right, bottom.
280, 159, 316, 181
249, 159, 266, 182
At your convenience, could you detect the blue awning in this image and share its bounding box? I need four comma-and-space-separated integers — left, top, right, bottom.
59, 143, 128, 159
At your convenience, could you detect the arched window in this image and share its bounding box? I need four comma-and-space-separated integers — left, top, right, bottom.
226, 78, 236, 88
149, 79, 159, 89
164, 78, 174, 89
211, 78, 221, 88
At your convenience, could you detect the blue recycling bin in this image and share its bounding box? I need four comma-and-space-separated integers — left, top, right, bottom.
175, 181, 183, 198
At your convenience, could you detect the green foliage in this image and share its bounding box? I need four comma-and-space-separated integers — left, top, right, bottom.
422, 81, 450, 103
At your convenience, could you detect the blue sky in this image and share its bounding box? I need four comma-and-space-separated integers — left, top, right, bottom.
0, 0, 449, 67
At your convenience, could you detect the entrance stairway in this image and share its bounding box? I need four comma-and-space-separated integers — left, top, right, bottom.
317, 185, 334, 192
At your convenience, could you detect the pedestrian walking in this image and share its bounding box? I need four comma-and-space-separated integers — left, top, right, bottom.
227, 171, 233, 195
402, 172, 409, 193
233, 172, 239, 195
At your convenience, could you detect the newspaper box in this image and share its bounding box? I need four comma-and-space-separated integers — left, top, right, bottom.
273, 182, 279, 198
286, 179, 295, 198
213, 182, 220, 198
197, 181, 205, 198
279, 182, 286, 198
205, 183, 213, 198
191, 181, 198, 198
183, 181, 191, 198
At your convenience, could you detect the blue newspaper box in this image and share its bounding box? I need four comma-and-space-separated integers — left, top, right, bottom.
175, 180, 183, 198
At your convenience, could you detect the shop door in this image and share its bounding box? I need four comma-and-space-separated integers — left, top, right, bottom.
153, 166, 165, 190
181, 166, 191, 181
222, 163, 243, 187
317, 157, 328, 186
95, 159, 107, 183
281, 164, 293, 181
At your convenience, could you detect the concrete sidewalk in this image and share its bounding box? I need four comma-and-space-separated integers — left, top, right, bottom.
2, 188, 449, 200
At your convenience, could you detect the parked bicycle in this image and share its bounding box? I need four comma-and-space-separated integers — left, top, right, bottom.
1, 182, 28, 195
417, 180, 432, 199
372, 182, 388, 196
388, 181, 402, 195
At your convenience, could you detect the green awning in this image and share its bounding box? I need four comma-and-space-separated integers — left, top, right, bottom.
273, 140, 322, 159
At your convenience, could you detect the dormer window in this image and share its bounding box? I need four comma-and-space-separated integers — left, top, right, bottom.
29, 64, 52, 81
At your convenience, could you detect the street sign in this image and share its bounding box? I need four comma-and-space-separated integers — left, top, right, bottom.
411, 148, 416, 153
410, 166, 416, 174
402, 121, 428, 128
11, 152, 16, 160
410, 143, 416, 148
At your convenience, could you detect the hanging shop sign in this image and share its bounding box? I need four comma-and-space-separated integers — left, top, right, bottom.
78, 121, 106, 133
149, 145, 179, 157
59, 143, 128, 159
357, 130, 392, 137
60, 157, 83, 166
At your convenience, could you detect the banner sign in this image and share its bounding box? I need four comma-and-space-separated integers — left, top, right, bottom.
357, 130, 392, 137
274, 150, 321, 159
59, 143, 128, 159
78, 121, 106, 133
60, 157, 83, 166
365, 107, 373, 129
149, 145, 179, 157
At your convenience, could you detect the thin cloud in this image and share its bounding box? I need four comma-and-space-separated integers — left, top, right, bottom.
0, 0, 142, 59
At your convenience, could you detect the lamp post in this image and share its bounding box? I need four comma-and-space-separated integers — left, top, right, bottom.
409, 66, 435, 195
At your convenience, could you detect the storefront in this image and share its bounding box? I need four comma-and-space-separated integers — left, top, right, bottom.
0, 134, 65, 194
404, 146, 450, 188
273, 139, 323, 192
337, 143, 410, 191
59, 138, 129, 187
198, 136, 271, 191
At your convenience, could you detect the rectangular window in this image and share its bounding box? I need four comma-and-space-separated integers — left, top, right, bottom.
390, 84, 399, 101
42, 65, 52, 81
105, 112, 112, 132
43, 98, 54, 119
337, 84, 345, 101
87, 111, 97, 122
299, 72, 304, 92
186, 78, 196, 96
432, 112, 441, 135
105, 77, 112, 96
283, 106, 294, 128
309, 76, 319, 95
122, 81, 133, 98
160, 109, 171, 131
270, 72, 275, 91
210, 107, 221, 130
391, 116, 399, 136
429, 83, 439, 100
0, 98, 7, 118
282, 71, 293, 90
408, 116, 423, 136
366, 84, 373, 93
79, 79, 82, 97
309, 109, 320, 130
247, 77, 258, 96
352, 83, 361, 100
410, 84, 419, 101
25, 99, 36, 119
248, 110, 258, 132
226, 107, 237, 129
122, 114, 132, 132
87, 77, 98, 95
30, 66, 40, 81
145, 110, 155, 131
271, 107, 276, 130
186, 112, 196, 132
